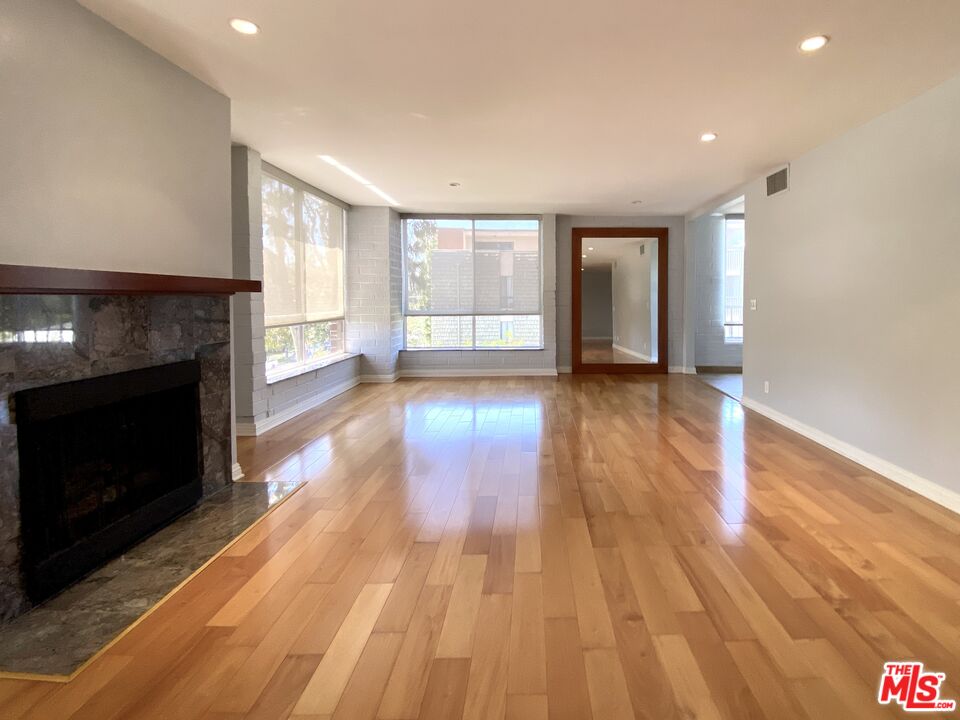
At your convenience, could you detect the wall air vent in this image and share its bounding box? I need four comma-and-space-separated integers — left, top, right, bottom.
766, 166, 789, 196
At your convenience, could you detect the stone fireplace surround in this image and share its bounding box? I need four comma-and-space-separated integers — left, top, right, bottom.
0, 293, 233, 621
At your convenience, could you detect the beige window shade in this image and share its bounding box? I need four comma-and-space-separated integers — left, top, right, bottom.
263, 174, 345, 328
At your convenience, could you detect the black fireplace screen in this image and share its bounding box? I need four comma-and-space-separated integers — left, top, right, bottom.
14, 360, 203, 603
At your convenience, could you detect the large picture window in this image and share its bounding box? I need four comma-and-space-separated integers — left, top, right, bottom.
402, 217, 542, 350
262, 172, 346, 380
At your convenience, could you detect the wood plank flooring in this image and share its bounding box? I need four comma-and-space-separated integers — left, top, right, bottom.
2, 375, 959, 719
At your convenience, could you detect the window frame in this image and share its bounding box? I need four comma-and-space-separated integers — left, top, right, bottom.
400, 214, 544, 351
261, 164, 349, 383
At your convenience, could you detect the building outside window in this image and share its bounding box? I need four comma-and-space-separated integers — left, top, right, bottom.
261, 172, 346, 381
402, 217, 542, 349
723, 214, 745, 343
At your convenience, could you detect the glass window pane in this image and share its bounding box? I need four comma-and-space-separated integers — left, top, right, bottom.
475, 315, 541, 348
303, 319, 344, 361
405, 316, 473, 349
474, 220, 540, 314
723, 217, 745, 344
303, 194, 344, 322
265, 325, 300, 376
404, 219, 474, 314
262, 176, 300, 326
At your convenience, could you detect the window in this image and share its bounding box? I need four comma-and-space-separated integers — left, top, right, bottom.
402, 217, 542, 349
262, 172, 346, 381
723, 215, 745, 343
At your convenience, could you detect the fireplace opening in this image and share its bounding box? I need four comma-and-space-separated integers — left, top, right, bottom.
14, 360, 204, 604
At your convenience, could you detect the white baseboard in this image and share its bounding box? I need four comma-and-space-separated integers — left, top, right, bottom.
669, 366, 697, 374
612, 344, 651, 362
236, 376, 361, 436
399, 368, 559, 378
231, 462, 245, 481
557, 365, 572, 374
741, 396, 960, 516
359, 372, 399, 383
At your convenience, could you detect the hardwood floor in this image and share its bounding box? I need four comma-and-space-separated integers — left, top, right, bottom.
580, 339, 649, 364
2, 375, 959, 719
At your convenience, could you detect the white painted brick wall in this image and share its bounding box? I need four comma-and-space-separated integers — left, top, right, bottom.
346, 206, 400, 378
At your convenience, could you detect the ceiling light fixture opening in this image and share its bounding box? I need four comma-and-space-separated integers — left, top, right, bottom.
700, 132, 718, 143
799, 35, 829, 53
319, 155, 399, 206
229, 18, 259, 35
588, 246, 594, 251
449, 182, 461, 188
631, 200, 643, 205
582, 254, 587, 258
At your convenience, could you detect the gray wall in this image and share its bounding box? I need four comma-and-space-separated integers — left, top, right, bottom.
556, 215, 685, 370
0, 0, 231, 278
611, 241, 655, 360
689, 214, 744, 367
581, 269, 613, 339
743, 71, 960, 497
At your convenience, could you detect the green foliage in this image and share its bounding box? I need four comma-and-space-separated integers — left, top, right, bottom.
405, 219, 437, 312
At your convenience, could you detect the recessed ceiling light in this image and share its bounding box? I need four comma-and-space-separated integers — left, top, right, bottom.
449, 182, 461, 188
588, 246, 594, 251
799, 35, 829, 53
229, 18, 259, 35
700, 132, 718, 143
631, 200, 643, 205
582, 254, 588, 258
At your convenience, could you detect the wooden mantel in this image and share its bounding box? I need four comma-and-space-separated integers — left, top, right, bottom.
0, 264, 261, 296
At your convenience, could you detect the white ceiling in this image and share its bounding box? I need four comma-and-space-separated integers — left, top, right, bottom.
79, 0, 960, 216
581, 237, 654, 268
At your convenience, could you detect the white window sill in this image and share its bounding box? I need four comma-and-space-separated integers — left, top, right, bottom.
401, 347, 545, 353
266, 352, 360, 385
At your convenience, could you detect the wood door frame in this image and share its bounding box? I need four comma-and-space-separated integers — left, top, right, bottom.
572, 227, 669, 374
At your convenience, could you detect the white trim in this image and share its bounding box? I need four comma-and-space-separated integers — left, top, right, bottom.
236, 376, 360, 436
668, 366, 697, 374
557, 365, 572, 374
612, 343, 651, 362
231, 463, 245, 481
741, 396, 960, 516
400, 368, 558, 378
582, 336, 613, 341
359, 372, 399, 383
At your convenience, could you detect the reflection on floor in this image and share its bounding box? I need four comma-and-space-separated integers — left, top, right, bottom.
698, 372, 743, 400
581, 338, 653, 364
0, 480, 302, 676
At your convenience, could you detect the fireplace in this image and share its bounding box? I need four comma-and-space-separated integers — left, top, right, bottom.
0, 291, 238, 620
15, 361, 204, 603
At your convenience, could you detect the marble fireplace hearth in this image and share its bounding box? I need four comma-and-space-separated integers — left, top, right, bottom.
0, 293, 234, 622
